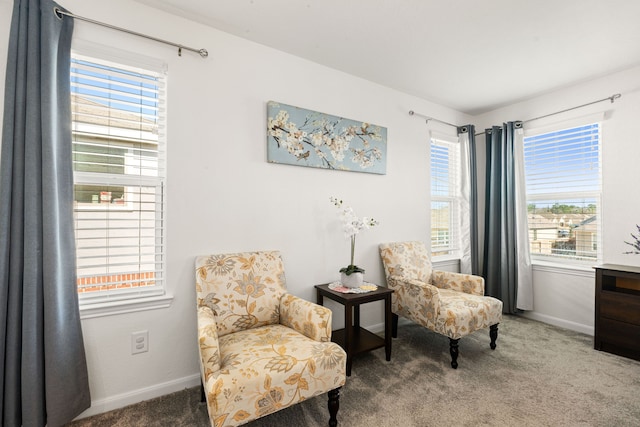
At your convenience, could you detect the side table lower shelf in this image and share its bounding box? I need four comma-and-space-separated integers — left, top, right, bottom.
331, 327, 385, 356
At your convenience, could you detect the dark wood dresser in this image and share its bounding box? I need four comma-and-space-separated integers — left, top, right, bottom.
594, 264, 640, 361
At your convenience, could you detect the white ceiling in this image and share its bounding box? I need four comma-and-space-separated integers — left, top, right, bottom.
133, 0, 640, 115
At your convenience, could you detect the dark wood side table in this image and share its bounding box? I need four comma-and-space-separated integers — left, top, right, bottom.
315, 283, 394, 376
594, 264, 640, 361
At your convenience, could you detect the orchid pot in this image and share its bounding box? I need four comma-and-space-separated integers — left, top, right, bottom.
340, 271, 364, 288
340, 264, 365, 288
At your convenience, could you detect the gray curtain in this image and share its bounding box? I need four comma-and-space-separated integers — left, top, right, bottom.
457, 124, 480, 275
0, 1, 91, 426
482, 122, 522, 313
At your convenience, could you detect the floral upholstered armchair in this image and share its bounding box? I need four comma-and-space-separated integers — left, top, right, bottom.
379, 241, 503, 369
195, 251, 347, 427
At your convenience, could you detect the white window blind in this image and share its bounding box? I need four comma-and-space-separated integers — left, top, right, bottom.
523, 123, 601, 261
71, 53, 166, 300
430, 137, 461, 256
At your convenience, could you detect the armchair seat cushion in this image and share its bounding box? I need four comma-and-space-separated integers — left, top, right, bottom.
435, 289, 503, 340
205, 324, 346, 426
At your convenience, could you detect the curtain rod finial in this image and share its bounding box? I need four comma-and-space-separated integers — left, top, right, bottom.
611, 93, 622, 103
408, 110, 415, 116
199, 49, 209, 58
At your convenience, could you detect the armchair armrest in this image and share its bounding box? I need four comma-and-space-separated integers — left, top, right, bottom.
431, 270, 485, 296
280, 293, 332, 342
198, 306, 221, 380
387, 275, 440, 322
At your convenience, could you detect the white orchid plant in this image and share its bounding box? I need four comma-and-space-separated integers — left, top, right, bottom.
330, 196, 380, 275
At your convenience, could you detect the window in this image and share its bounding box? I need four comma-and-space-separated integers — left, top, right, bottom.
71, 53, 167, 304
523, 123, 601, 262
430, 136, 461, 256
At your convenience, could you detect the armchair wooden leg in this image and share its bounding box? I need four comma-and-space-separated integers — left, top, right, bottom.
328, 387, 341, 427
449, 338, 459, 369
391, 313, 398, 338
490, 324, 499, 350
200, 381, 206, 403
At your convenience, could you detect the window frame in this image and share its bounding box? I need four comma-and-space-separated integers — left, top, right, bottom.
70, 46, 172, 317
523, 120, 603, 266
430, 133, 462, 258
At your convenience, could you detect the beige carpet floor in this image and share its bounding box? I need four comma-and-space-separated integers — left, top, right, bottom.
67, 315, 640, 426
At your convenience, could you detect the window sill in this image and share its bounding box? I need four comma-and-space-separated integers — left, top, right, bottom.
531, 259, 595, 277
79, 293, 174, 319
432, 256, 460, 270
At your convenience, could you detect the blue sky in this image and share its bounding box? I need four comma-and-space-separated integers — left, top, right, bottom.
524, 123, 600, 199
71, 58, 159, 119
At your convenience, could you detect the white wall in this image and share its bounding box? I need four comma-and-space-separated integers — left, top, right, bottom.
0, 0, 471, 417
475, 65, 640, 335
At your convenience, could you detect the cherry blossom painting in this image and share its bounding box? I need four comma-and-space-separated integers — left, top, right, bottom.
267, 101, 387, 174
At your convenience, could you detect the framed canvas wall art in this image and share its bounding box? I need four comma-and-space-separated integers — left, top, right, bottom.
267, 101, 387, 174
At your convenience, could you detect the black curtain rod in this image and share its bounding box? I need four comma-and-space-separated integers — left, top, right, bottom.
54, 7, 208, 58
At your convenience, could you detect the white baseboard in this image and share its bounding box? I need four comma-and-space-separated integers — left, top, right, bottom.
367, 322, 385, 334
519, 312, 594, 336
74, 373, 201, 420
366, 317, 413, 335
